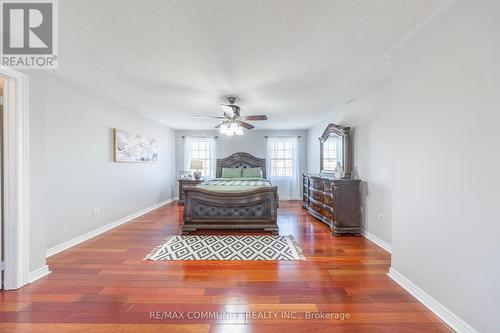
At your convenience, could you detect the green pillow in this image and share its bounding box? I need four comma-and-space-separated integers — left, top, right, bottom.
221, 167, 242, 178
242, 167, 262, 178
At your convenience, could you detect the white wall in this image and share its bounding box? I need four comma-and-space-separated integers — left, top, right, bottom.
27, 72, 176, 270
390, 1, 500, 332
174, 129, 308, 194
307, 82, 392, 245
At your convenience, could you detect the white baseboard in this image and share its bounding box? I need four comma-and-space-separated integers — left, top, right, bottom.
388, 268, 478, 333
361, 229, 391, 253
46, 199, 174, 258
28, 265, 51, 283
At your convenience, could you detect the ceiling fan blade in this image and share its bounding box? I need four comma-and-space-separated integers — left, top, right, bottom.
240, 115, 267, 121
237, 121, 255, 130
195, 115, 226, 119
214, 122, 225, 128
220, 104, 235, 117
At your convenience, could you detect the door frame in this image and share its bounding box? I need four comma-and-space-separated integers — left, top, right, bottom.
0, 66, 30, 290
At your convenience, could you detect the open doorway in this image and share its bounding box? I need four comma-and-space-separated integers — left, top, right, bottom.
0, 68, 29, 290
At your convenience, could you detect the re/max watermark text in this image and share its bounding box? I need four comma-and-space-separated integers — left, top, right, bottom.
149, 311, 351, 321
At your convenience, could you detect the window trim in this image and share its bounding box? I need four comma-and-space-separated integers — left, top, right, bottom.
268, 138, 295, 179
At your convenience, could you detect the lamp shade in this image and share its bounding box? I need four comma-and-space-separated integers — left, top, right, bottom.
190, 160, 203, 170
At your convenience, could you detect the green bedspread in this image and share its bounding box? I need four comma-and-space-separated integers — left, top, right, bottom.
197, 178, 272, 192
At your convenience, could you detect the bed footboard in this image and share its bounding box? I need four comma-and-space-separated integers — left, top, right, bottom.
182, 186, 279, 235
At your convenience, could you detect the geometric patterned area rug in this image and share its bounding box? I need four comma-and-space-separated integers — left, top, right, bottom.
145, 235, 306, 261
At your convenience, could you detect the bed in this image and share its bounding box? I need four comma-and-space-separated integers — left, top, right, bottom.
182, 152, 279, 235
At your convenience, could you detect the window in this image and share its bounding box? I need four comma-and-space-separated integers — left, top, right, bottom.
268, 137, 295, 177
184, 137, 216, 178
266, 136, 301, 200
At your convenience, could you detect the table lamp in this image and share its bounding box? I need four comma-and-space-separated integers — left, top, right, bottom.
190, 160, 203, 180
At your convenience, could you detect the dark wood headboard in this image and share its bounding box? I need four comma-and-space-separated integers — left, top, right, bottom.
216, 152, 266, 178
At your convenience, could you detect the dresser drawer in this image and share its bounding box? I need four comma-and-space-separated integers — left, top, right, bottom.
309, 201, 322, 215
310, 180, 323, 191
303, 194, 309, 204
322, 208, 333, 222
311, 190, 324, 203
324, 194, 333, 206
323, 181, 332, 193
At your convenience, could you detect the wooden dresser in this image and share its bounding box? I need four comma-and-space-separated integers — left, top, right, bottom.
302, 174, 361, 236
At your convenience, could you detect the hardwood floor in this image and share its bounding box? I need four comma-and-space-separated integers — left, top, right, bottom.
0, 201, 453, 333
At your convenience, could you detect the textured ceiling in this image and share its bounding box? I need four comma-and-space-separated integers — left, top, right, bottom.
54, 0, 447, 129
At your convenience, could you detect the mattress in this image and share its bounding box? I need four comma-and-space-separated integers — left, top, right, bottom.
197, 178, 272, 192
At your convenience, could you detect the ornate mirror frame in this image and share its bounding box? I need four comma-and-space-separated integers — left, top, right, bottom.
319, 123, 352, 179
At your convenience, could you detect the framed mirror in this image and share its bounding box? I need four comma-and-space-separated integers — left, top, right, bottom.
319, 123, 352, 178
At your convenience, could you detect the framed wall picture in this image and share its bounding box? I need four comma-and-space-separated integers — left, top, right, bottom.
113, 128, 158, 163
180, 170, 192, 179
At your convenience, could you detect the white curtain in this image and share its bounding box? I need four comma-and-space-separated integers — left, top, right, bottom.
208, 138, 217, 178
266, 137, 301, 200
183, 137, 217, 179
183, 137, 194, 176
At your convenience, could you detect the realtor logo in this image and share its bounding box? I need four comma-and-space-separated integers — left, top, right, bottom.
1, 0, 58, 69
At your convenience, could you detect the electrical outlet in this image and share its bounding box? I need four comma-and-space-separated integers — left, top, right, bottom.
378, 214, 384, 222
93, 206, 100, 216
360, 207, 364, 214
115, 200, 120, 208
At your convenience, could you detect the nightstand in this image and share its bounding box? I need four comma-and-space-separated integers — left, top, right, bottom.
178, 178, 204, 205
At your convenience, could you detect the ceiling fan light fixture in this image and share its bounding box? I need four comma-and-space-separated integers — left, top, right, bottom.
220, 123, 228, 134
200, 96, 267, 135
219, 121, 244, 136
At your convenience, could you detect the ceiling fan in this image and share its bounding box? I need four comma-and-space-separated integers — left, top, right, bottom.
195, 97, 267, 135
